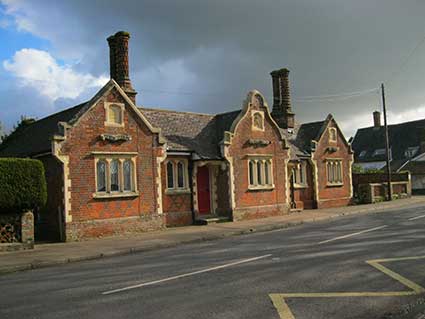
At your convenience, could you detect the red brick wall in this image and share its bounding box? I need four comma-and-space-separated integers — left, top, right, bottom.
60, 87, 164, 240
161, 156, 192, 226
228, 101, 290, 220
313, 120, 353, 209
293, 161, 315, 209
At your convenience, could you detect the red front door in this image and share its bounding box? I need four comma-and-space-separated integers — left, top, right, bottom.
197, 166, 211, 215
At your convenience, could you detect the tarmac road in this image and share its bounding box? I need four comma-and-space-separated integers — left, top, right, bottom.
1, 206, 424, 319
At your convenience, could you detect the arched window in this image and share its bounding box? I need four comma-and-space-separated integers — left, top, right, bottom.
109, 104, 123, 125
96, 160, 107, 192
257, 161, 263, 185
327, 160, 343, 184
177, 161, 185, 188
248, 157, 274, 188
94, 156, 138, 197
167, 161, 174, 189
123, 159, 133, 191
249, 160, 255, 185
329, 127, 337, 143
110, 159, 120, 191
253, 112, 264, 130
265, 161, 270, 185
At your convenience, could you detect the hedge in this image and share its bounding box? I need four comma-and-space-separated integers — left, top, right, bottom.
0, 158, 47, 213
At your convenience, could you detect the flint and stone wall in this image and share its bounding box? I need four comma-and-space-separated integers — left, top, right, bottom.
0, 211, 34, 251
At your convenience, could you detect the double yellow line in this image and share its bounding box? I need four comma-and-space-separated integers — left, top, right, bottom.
270, 256, 425, 319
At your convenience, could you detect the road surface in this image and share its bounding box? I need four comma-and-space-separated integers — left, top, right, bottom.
1, 206, 424, 319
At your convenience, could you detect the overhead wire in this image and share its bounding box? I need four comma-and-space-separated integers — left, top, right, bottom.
385, 30, 425, 85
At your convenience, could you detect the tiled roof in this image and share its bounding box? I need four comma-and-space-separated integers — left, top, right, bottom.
291, 120, 326, 154
140, 107, 240, 159
352, 119, 425, 163
0, 92, 332, 163
0, 102, 87, 157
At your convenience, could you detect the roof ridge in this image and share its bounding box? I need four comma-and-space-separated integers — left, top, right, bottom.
2, 101, 88, 142
22, 101, 88, 128
299, 119, 326, 126
359, 117, 425, 131
214, 109, 240, 116
139, 106, 215, 117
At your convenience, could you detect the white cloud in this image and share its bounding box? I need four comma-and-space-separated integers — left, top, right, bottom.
3, 48, 108, 101
340, 105, 425, 139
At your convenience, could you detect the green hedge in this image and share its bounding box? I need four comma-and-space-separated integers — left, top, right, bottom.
0, 158, 47, 213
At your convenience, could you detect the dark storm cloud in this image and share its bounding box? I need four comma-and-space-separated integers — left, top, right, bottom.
3, 0, 425, 136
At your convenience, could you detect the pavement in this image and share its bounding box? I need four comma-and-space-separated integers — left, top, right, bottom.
1, 196, 425, 276
0, 199, 424, 318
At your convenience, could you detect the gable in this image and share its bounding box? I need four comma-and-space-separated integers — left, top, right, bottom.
223, 90, 288, 149
69, 80, 161, 138
314, 115, 352, 152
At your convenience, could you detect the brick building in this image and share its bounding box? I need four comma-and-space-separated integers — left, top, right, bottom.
0, 31, 353, 241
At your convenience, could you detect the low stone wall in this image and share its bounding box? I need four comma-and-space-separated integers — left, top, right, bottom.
65, 214, 165, 241
358, 181, 411, 204
0, 211, 34, 251
353, 172, 412, 203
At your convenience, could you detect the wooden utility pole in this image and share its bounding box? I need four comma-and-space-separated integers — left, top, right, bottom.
381, 83, 392, 201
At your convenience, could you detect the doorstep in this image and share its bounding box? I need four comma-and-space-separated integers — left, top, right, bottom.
194, 216, 231, 225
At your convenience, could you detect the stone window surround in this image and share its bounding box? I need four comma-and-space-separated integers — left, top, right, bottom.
328, 127, 337, 143
93, 152, 138, 198
326, 158, 343, 187
165, 158, 190, 194
251, 110, 265, 131
292, 161, 308, 188
247, 155, 274, 191
104, 102, 125, 127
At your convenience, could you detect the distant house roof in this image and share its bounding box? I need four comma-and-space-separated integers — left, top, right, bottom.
352, 119, 425, 163
0, 102, 87, 157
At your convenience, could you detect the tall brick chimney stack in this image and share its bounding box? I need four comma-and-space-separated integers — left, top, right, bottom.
373, 111, 381, 128
270, 68, 295, 129
107, 31, 137, 103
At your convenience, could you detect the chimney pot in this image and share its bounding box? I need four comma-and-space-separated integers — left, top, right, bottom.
373, 110, 381, 128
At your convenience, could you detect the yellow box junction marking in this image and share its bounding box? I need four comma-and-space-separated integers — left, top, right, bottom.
270, 256, 425, 319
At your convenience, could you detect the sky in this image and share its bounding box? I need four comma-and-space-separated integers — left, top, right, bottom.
1, 0, 425, 139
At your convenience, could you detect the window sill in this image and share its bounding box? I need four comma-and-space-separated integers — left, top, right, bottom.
326, 183, 344, 187
248, 184, 275, 191
165, 188, 191, 195
294, 183, 308, 189
93, 191, 139, 199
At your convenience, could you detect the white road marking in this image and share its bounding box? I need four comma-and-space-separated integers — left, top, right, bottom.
317, 225, 388, 244
102, 254, 272, 295
408, 214, 425, 221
